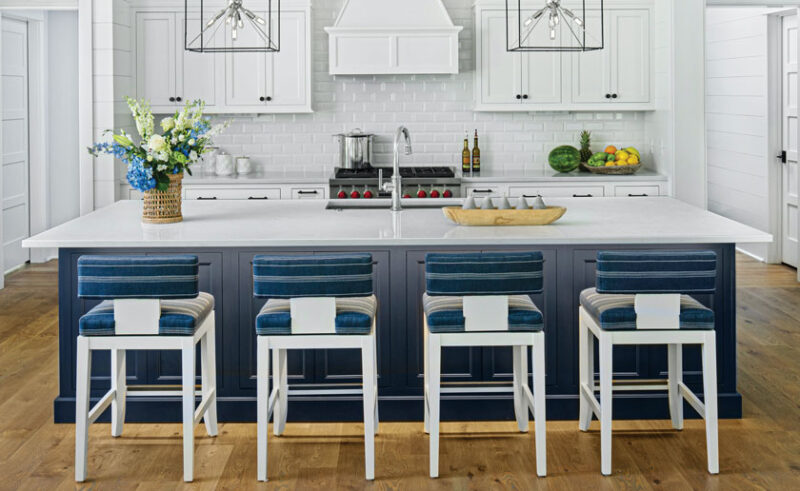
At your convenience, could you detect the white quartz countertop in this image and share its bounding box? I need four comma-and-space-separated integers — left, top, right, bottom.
460, 168, 667, 183
23, 198, 772, 249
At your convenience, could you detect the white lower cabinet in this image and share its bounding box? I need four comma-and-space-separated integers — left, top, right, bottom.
466, 180, 667, 199
185, 187, 282, 201
613, 185, 661, 197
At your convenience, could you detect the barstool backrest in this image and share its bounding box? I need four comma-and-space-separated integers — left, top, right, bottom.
595, 251, 717, 294
77, 255, 200, 299
253, 253, 374, 298
425, 252, 544, 296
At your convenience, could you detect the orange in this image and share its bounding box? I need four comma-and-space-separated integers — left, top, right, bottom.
604, 145, 617, 154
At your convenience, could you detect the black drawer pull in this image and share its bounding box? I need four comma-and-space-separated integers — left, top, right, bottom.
296, 190, 318, 195
248, 196, 270, 200
628, 193, 649, 197
522, 195, 540, 198
573, 194, 593, 198
471, 189, 494, 194
196, 197, 217, 200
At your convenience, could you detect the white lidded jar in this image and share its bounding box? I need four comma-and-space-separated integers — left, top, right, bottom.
236, 156, 252, 175
215, 151, 235, 176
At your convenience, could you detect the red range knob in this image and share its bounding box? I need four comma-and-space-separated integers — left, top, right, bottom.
417, 189, 428, 198
350, 190, 361, 199
337, 190, 347, 199
403, 194, 412, 199
363, 190, 374, 199
430, 190, 441, 198
443, 189, 453, 198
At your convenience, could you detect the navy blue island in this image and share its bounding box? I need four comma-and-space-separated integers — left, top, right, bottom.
22, 197, 771, 423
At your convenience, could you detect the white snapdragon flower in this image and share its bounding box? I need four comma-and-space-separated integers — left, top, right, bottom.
178, 134, 185, 142
188, 138, 196, 146
171, 137, 178, 145
189, 151, 198, 161
148, 134, 168, 153
161, 117, 175, 132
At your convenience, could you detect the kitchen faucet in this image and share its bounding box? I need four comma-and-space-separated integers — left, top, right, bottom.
384, 126, 413, 211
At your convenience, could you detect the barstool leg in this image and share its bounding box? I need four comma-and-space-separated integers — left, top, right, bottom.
372, 333, 379, 436
428, 333, 442, 479
111, 349, 126, 437
578, 314, 594, 431
599, 334, 613, 476
361, 336, 376, 480
273, 348, 287, 436
532, 333, 547, 477
75, 337, 91, 482
667, 343, 684, 430
181, 339, 196, 482
702, 332, 719, 474
423, 325, 429, 434
513, 345, 529, 432
201, 324, 219, 437
257, 337, 270, 482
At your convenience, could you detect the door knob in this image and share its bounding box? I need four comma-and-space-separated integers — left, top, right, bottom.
522, 94, 529, 99
605, 94, 611, 99
611, 93, 618, 99
259, 96, 266, 102
169, 97, 176, 102
516, 94, 522, 100
176, 96, 182, 102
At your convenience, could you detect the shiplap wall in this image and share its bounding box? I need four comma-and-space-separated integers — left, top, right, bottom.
705, 7, 772, 260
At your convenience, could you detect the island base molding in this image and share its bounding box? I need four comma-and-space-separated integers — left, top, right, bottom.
55, 243, 739, 423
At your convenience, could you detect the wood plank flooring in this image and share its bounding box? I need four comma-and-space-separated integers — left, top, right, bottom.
0, 256, 799, 490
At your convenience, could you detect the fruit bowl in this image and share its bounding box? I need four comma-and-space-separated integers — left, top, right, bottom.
580, 162, 642, 175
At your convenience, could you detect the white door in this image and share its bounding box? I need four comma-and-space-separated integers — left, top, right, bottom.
179, 14, 219, 107
781, 15, 799, 267
479, 10, 522, 105
225, 11, 268, 108
521, 20, 562, 104
136, 12, 178, 110
571, 10, 610, 103
2, 17, 30, 272
610, 10, 650, 103
267, 11, 307, 107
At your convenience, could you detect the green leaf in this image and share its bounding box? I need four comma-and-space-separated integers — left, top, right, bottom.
112, 133, 134, 148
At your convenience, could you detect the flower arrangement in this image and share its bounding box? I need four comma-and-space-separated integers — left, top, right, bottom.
89, 97, 228, 192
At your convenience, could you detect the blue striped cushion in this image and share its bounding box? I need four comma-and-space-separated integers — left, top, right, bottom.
423, 294, 543, 333
580, 288, 714, 331
596, 251, 717, 294
78, 255, 200, 299
79, 292, 214, 336
253, 254, 373, 298
256, 295, 377, 335
425, 252, 544, 296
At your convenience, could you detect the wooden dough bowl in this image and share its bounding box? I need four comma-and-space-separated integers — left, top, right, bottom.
443, 206, 567, 226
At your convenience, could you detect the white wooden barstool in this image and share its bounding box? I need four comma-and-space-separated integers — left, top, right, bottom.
74, 255, 217, 483
422, 252, 547, 478
578, 250, 719, 476
253, 253, 378, 481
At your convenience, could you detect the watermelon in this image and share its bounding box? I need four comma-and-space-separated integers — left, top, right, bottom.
548, 145, 581, 173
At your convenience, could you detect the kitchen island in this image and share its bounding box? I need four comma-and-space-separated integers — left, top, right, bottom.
23, 198, 771, 423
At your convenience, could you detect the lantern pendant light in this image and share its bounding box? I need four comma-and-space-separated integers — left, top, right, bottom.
185, 0, 280, 53
506, 0, 603, 52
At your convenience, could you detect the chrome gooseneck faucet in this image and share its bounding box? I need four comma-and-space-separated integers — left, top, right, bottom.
384, 126, 413, 211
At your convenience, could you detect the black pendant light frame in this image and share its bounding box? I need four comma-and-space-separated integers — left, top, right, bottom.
185, 0, 280, 53
506, 0, 603, 52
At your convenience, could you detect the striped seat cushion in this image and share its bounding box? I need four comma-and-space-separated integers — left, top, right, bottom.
256, 295, 377, 335
78, 255, 200, 299
425, 252, 544, 296
79, 292, 214, 336
596, 251, 717, 294
253, 254, 373, 298
580, 288, 714, 331
423, 294, 544, 333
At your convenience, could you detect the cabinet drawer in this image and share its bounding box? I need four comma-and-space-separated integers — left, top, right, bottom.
537, 186, 605, 198
464, 185, 507, 196
291, 187, 325, 199
185, 187, 281, 200
614, 185, 660, 197
507, 186, 540, 198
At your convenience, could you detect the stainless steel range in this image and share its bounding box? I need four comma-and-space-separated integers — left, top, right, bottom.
329, 166, 462, 200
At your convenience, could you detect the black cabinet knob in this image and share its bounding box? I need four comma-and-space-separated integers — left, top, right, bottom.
522, 94, 529, 99
176, 96, 182, 102
516, 94, 522, 100
605, 94, 611, 99
611, 93, 618, 99
259, 96, 266, 102
169, 97, 176, 102
266, 96, 272, 102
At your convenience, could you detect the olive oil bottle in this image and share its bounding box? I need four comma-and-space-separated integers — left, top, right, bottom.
472, 129, 481, 174
462, 132, 471, 174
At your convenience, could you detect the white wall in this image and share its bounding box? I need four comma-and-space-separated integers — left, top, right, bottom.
705, 6, 772, 260
47, 10, 80, 227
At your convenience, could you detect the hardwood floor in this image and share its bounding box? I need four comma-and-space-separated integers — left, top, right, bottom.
1, 256, 799, 490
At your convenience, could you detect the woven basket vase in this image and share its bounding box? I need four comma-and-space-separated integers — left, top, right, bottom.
142, 172, 183, 224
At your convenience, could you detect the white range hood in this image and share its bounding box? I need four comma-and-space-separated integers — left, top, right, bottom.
325, 0, 463, 75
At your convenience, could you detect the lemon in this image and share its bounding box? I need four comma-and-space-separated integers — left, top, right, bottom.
616, 150, 629, 161
605, 162, 615, 167
628, 156, 639, 165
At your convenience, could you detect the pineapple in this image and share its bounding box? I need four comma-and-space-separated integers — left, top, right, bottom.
579, 130, 592, 163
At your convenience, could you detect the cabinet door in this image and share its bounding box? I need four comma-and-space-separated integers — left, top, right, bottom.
609, 10, 650, 103
479, 10, 523, 105
224, 12, 269, 108
571, 10, 610, 104
136, 12, 178, 110
266, 11, 308, 108
178, 15, 219, 107
520, 24, 562, 104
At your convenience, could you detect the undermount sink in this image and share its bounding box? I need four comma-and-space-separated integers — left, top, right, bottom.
326, 198, 463, 210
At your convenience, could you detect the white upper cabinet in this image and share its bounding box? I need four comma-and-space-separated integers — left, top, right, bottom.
135, 4, 311, 114
474, 1, 654, 112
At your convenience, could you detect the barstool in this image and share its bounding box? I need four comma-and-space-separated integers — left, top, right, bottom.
75, 255, 218, 482
423, 252, 547, 478
578, 250, 719, 475
253, 253, 378, 481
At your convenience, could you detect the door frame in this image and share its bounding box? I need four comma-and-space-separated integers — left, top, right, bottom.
766, 8, 800, 273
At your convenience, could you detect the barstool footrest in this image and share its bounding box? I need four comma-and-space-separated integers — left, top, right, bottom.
88, 388, 116, 425
678, 382, 706, 418
194, 389, 216, 425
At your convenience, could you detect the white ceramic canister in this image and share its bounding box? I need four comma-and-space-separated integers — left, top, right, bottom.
201, 146, 218, 173
215, 152, 235, 176
236, 156, 252, 175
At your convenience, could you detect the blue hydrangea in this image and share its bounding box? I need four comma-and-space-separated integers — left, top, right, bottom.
127, 156, 156, 191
